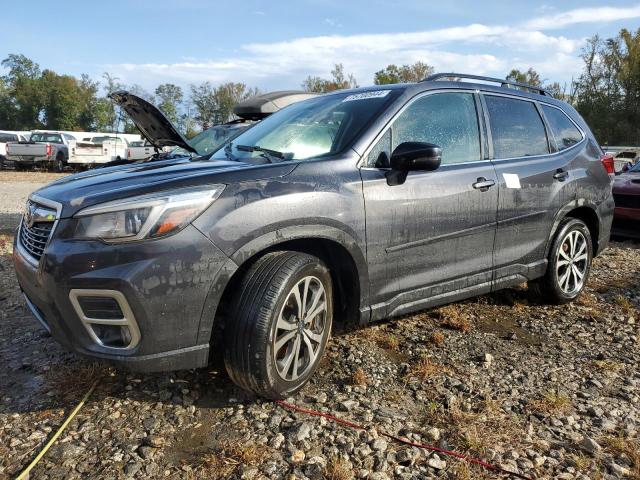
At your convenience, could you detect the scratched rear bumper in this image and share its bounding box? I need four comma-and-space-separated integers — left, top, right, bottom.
13, 222, 231, 371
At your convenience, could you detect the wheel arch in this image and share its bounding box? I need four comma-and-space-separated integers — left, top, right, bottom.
545, 200, 601, 258
199, 226, 369, 364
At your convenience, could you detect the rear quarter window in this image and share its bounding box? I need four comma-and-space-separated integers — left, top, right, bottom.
485, 95, 549, 159
541, 105, 583, 151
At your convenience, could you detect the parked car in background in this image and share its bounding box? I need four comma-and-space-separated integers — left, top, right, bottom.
6, 131, 129, 171
612, 161, 640, 238
125, 140, 156, 161
6, 131, 74, 171
13, 73, 614, 399
0, 131, 28, 169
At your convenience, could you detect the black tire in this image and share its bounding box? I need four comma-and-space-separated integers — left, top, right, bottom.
0, 156, 5, 170
529, 218, 593, 304
224, 251, 333, 399
53, 154, 65, 173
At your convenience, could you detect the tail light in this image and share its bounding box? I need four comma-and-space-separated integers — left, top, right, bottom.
600, 154, 615, 176
46, 144, 52, 157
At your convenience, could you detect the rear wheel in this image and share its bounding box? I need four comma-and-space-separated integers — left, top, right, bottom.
53, 154, 65, 173
530, 218, 592, 304
223, 251, 333, 398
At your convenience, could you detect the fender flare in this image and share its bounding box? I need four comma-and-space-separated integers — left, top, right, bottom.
196, 224, 370, 346
543, 198, 600, 258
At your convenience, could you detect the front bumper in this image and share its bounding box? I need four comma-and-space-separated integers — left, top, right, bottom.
13, 221, 236, 372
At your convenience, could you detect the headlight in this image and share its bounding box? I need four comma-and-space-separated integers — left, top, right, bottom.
74, 185, 225, 242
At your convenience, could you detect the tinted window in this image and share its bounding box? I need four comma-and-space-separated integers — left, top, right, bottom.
485, 96, 549, 159
541, 105, 582, 151
392, 92, 481, 165
30, 133, 63, 144
0, 133, 17, 142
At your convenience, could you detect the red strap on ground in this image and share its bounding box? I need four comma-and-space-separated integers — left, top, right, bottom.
275, 399, 533, 480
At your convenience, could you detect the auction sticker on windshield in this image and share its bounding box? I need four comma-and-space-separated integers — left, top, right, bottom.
342, 90, 391, 102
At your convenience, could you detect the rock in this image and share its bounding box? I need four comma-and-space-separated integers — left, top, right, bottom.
426, 427, 440, 441
290, 450, 305, 463
427, 454, 446, 470
138, 446, 157, 460
295, 422, 313, 442
610, 462, 630, 476
372, 438, 388, 452
578, 435, 602, 455
340, 399, 359, 411
482, 353, 494, 367
125, 462, 142, 477
270, 433, 285, 449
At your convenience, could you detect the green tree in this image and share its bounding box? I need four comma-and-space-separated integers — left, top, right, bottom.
1, 54, 44, 129
190, 81, 259, 125
155, 83, 183, 123
302, 63, 358, 92
506, 67, 543, 86
374, 61, 434, 84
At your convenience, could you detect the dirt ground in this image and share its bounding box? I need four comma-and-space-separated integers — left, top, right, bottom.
0, 171, 638, 480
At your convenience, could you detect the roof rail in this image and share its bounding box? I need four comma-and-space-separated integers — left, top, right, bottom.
422, 73, 554, 97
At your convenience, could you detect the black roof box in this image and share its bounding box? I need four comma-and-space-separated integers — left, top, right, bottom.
234, 90, 318, 120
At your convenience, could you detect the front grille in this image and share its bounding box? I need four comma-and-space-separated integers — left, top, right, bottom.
19, 221, 53, 261
614, 193, 640, 209
18, 200, 57, 262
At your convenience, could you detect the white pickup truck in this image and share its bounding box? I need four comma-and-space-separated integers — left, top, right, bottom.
125, 140, 156, 161
6, 131, 128, 171
0, 131, 28, 169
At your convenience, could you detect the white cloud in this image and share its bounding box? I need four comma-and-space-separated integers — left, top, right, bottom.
524, 4, 640, 30
98, 4, 638, 91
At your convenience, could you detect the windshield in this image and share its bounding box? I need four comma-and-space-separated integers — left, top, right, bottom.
31, 133, 63, 144
178, 123, 252, 157
211, 89, 403, 162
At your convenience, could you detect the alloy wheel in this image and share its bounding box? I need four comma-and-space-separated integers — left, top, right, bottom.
556, 230, 588, 295
273, 275, 328, 381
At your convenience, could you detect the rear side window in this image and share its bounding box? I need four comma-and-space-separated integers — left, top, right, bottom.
0, 133, 17, 142
485, 96, 549, 159
541, 105, 583, 151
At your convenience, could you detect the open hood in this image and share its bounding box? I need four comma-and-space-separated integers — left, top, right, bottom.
109, 90, 197, 154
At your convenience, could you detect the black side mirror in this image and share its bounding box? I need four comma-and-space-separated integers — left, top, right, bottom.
386, 142, 442, 186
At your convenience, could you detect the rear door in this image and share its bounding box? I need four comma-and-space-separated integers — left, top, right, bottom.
361, 90, 499, 319
483, 94, 578, 286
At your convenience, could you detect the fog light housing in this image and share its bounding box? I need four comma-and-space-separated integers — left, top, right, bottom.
69, 289, 141, 351
89, 324, 132, 348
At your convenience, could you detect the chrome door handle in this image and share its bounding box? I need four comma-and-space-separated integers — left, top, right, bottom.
472, 178, 496, 191
553, 169, 569, 181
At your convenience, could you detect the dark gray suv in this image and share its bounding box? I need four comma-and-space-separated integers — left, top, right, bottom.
13, 73, 614, 398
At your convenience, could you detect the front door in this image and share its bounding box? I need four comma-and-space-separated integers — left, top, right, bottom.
360, 91, 499, 320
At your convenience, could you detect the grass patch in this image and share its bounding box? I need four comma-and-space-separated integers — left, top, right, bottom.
324, 456, 354, 480
528, 390, 571, 415
613, 294, 638, 317
405, 356, 448, 381
45, 362, 109, 401
436, 305, 471, 333
357, 327, 400, 351
191, 440, 271, 478
0, 234, 13, 256
601, 435, 640, 478
591, 359, 624, 373
351, 367, 370, 386
429, 331, 445, 346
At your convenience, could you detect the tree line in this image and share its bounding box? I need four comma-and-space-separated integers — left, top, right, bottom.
0, 27, 638, 144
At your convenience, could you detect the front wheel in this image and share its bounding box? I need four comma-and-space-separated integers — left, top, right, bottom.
530, 218, 593, 304
224, 251, 333, 399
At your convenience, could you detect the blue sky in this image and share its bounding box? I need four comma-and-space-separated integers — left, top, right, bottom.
1, 1, 640, 95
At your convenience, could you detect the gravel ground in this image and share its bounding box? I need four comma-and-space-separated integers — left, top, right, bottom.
0, 172, 638, 480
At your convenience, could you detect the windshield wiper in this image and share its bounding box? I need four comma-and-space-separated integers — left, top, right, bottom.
223, 142, 238, 161
235, 144, 288, 163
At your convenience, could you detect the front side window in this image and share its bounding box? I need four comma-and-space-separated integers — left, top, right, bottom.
541, 105, 583, 151
485, 95, 549, 159
366, 92, 481, 167
211, 89, 403, 162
